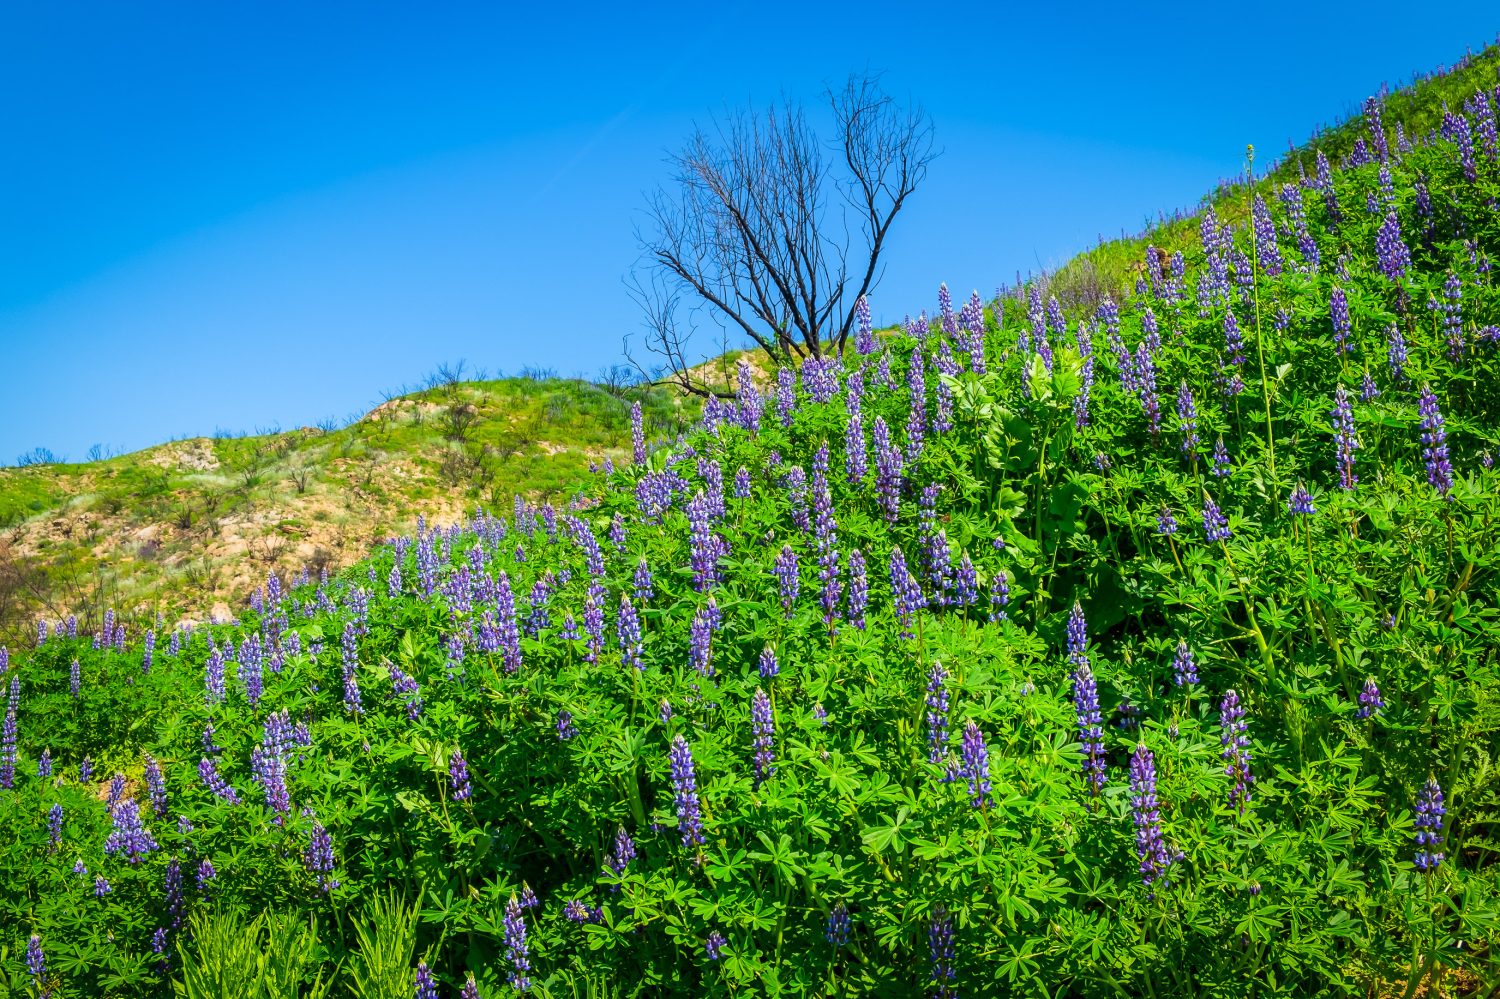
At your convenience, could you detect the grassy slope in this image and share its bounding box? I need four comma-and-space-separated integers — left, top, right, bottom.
1047, 43, 1500, 306
0, 377, 690, 642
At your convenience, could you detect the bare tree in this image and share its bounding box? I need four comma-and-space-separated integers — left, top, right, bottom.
630, 72, 934, 394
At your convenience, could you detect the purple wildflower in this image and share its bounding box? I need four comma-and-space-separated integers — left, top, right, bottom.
1220, 689, 1253, 814
1419, 385, 1454, 498
1414, 779, 1446, 872
1129, 743, 1171, 890
1356, 677, 1383, 720
1074, 664, 1106, 796
751, 688, 775, 788
450, 747, 472, 801
1172, 641, 1198, 687
669, 734, 704, 847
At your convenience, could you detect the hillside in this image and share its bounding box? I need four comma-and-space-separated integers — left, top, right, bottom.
4, 44, 1500, 999
0, 376, 689, 642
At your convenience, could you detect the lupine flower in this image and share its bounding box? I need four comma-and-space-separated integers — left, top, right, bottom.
784, 466, 810, 533
758, 644, 779, 680
1245, 194, 1280, 277
1135, 341, 1161, 435
386, 662, 423, 722
826, 902, 851, 947
984, 564, 1008, 618
1376, 211, 1411, 281
556, 709, 578, 740
1073, 664, 1106, 796
928, 906, 957, 999
95, 875, 111, 897
1329, 286, 1352, 354
198, 757, 241, 804
1066, 602, 1088, 669
845, 410, 867, 485
960, 720, 991, 808
1129, 743, 1171, 890
1156, 504, 1179, 537
204, 644, 226, 705
1220, 689, 1253, 814
925, 663, 950, 764
845, 548, 869, 629
669, 734, 704, 847
855, 295, 875, 355
609, 825, 637, 877
340, 623, 363, 715
450, 747, 472, 801
305, 818, 338, 892
1211, 437, 1231, 476
630, 401, 646, 464
1419, 385, 1454, 498
144, 754, 168, 817
776, 367, 796, 427
78, 757, 92, 783
460, 975, 482, 999
1176, 382, 1200, 459
890, 547, 926, 640
1413, 779, 1446, 872
872, 416, 903, 522
495, 572, 524, 673
774, 545, 799, 617
1356, 677, 1384, 720
27, 935, 45, 994
751, 688, 775, 788
1202, 496, 1231, 542
1172, 640, 1198, 686
688, 601, 717, 677
197, 858, 216, 888
69, 658, 80, 698
705, 930, 726, 962
104, 799, 159, 864
47, 803, 62, 848
1287, 482, 1316, 516
414, 961, 438, 999
106, 771, 125, 810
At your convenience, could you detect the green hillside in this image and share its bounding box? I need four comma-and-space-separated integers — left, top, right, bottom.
4, 41, 1500, 999
0, 376, 689, 644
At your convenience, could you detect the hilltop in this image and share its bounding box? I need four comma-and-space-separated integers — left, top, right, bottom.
0, 375, 688, 641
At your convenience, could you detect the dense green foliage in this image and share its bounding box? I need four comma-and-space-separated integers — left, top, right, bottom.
5, 51, 1500, 999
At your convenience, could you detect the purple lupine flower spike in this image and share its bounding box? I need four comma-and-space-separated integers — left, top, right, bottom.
928, 906, 957, 999
826, 902, 851, 946
960, 720, 990, 808
925, 663, 950, 765
1419, 385, 1454, 498
450, 747, 472, 801
503, 894, 532, 990
1219, 689, 1253, 814
1073, 665, 1106, 796
1287, 482, 1316, 516
415, 961, 438, 999
1202, 496, 1231, 542
1171, 641, 1198, 687
1356, 677, 1383, 720
751, 688, 775, 788
1413, 778, 1446, 872
1129, 743, 1171, 891
669, 734, 705, 847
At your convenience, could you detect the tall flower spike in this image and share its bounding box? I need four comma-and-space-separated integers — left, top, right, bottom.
1413, 779, 1446, 872
1066, 602, 1088, 669
751, 688, 775, 788
503, 894, 532, 991
1171, 641, 1198, 687
1219, 689, 1253, 814
669, 734, 705, 847
1356, 677, 1384, 720
1073, 664, 1106, 796
1129, 743, 1171, 890
928, 906, 957, 999
1419, 385, 1454, 498
960, 721, 991, 809
925, 663, 950, 764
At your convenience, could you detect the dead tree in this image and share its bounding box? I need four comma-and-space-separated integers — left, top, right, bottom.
630, 73, 934, 395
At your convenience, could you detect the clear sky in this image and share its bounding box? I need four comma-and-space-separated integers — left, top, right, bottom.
2, 2, 1496, 462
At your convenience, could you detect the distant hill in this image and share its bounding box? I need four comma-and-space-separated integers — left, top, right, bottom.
0, 375, 688, 642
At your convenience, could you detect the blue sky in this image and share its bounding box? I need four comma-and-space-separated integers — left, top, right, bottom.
2, 2, 1495, 462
